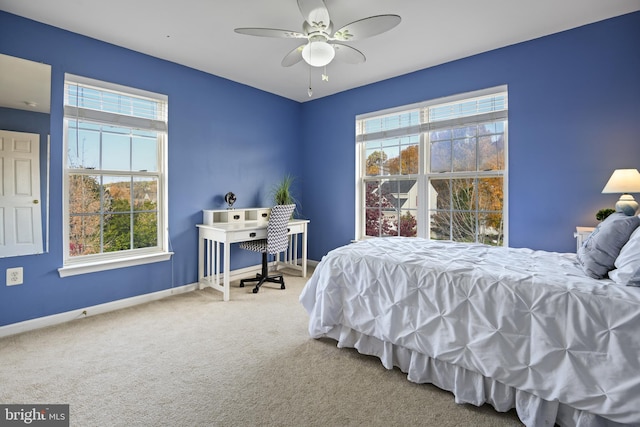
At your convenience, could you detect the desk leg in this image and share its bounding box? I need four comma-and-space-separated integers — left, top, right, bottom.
198, 233, 205, 289
223, 240, 231, 302
302, 224, 308, 278
214, 240, 220, 289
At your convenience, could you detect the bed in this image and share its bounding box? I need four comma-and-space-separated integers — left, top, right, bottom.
299, 215, 640, 427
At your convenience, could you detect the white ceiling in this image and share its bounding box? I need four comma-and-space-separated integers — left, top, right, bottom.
1, 0, 639, 103
0, 53, 51, 114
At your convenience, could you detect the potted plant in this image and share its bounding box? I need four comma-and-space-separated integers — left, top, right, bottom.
271, 174, 299, 217
596, 208, 615, 222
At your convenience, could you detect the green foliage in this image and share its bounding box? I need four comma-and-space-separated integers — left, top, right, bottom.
102, 199, 158, 252
272, 174, 298, 206
103, 199, 132, 252
596, 208, 615, 221
69, 175, 159, 255
133, 210, 158, 249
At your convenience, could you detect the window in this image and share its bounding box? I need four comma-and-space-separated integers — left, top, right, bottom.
59, 75, 171, 277
356, 86, 508, 245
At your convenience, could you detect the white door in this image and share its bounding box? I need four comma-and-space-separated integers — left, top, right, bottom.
0, 130, 43, 257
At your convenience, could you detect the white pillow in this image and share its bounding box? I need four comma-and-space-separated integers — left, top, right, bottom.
609, 221, 640, 286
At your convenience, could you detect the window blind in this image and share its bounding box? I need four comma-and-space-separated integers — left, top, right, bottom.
64, 76, 168, 132
356, 87, 507, 142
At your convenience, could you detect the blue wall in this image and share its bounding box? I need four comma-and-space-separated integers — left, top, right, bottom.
0, 11, 302, 326
1, 10, 639, 327
300, 11, 640, 260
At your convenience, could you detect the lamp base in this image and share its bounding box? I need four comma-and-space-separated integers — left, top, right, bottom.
615, 194, 639, 216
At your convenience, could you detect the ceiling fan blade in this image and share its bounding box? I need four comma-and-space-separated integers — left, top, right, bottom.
281, 45, 305, 67
297, 0, 331, 31
234, 28, 306, 39
332, 43, 366, 64
333, 15, 401, 41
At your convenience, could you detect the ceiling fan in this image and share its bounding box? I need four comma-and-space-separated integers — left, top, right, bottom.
234, 0, 401, 96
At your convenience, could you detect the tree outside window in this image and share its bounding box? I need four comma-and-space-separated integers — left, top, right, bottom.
358, 88, 507, 245
64, 77, 167, 266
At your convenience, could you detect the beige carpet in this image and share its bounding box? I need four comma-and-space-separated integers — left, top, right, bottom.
0, 269, 522, 426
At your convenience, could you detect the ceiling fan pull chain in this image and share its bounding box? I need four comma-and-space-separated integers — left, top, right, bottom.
308, 67, 313, 97
322, 65, 329, 82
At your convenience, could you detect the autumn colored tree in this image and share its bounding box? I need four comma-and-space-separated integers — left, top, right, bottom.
365, 146, 419, 237
384, 145, 419, 236
398, 211, 417, 237
68, 175, 102, 256
366, 150, 387, 175
385, 145, 419, 175
364, 182, 394, 237
68, 176, 159, 255
429, 123, 505, 245
478, 176, 504, 244
107, 183, 130, 203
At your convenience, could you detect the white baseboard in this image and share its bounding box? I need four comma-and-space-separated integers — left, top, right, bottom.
0, 282, 198, 339
0, 260, 317, 339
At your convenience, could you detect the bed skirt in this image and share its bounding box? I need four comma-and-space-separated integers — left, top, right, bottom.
320, 324, 626, 427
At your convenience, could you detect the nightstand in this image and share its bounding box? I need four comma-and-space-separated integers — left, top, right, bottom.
574, 226, 595, 252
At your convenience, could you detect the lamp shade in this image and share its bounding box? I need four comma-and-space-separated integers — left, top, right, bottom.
302, 41, 335, 67
602, 169, 640, 194
602, 168, 640, 216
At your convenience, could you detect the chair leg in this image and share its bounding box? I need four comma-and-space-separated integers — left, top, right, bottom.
239, 252, 286, 293
253, 252, 269, 293
240, 253, 268, 288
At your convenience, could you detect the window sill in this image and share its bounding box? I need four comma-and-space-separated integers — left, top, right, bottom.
58, 252, 173, 278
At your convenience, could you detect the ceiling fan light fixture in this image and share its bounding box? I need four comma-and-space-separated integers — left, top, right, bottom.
301, 40, 335, 67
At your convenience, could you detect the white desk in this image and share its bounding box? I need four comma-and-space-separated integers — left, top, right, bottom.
197, 219, 309, 301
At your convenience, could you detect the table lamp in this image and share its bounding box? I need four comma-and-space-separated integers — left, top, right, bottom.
602, 168, 640, 216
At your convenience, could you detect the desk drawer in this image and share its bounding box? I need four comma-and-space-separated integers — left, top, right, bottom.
256, 208, 270, 225
287, 222, 306, 234
244, 208, 270, 224
203, 209, 245, 225
228, 228, 267, 243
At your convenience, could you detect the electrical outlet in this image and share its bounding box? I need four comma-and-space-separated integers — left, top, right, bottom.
6, 267, 23, 286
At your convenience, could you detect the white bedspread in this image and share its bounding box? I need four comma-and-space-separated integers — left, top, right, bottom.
299, 237, 640, 425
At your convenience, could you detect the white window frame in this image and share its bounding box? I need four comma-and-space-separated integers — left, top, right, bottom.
58, 74, 172, 277
356, 86, 508, 245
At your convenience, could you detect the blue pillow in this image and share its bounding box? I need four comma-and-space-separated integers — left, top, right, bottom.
577, 212, 640, 279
